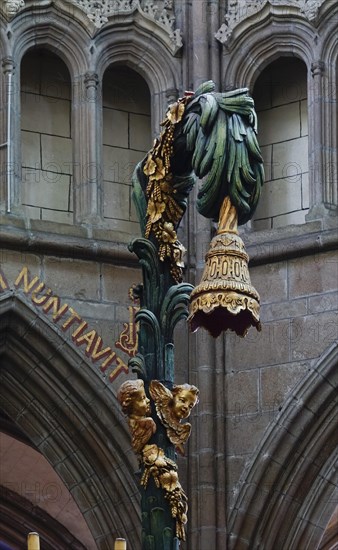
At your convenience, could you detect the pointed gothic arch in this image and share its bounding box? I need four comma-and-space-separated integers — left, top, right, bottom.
0, 293, 140, 548
228, 342, 338, 549
0, 482, 89, 549
8, 4, 90, 75
95, 30, 180, 134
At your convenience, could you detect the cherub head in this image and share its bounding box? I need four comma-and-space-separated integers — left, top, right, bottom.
118, 379, 151, 418
171, 384, 199, 421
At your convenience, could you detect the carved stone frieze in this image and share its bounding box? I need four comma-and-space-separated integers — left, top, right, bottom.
66, 0, 182, 49
4, 0, 25, 16
68, 0, 138, 27
216, 0, 325, 43
2, 0, 182, 51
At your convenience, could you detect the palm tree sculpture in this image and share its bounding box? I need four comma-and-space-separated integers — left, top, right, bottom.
118, 80, 264, 549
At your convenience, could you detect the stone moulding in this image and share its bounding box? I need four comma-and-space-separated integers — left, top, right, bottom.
2, 0, 182, 54
4, 0, 25, 16
67, 0, 182, 46
216, 0, 326, 44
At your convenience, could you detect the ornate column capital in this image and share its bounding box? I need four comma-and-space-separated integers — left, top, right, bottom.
311, 60, 325, 77
84, 71, 99, 87
83, 71, 99, 101
2, 58, 15, 75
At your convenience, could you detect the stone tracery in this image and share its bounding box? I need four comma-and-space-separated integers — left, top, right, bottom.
66, 0, 182, 48
216, 0, 325, 43
2, 0, 182, 51
4, 0, 25, 16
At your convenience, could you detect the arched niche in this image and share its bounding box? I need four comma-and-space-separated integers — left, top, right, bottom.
228, 342, 338, 549
95, 31, 180, 133
222, 10, 338, 224
20, 48, 74, 224
8, 3, 89, 74
0, 293, 140, 548
0, 6, 91, 218
251, 57, 309, 229
102, 65, 151, 232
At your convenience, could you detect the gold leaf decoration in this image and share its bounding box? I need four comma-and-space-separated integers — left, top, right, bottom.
147, 198, 166, 225
143, 95, 191, 282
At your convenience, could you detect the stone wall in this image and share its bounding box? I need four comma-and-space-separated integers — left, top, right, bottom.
225, 247, 337, 508
253, 58, 309, 229
20, 51, 152, 231
21, 50, 73, 223
0, 247, 142, 384
102, 66, 151, 232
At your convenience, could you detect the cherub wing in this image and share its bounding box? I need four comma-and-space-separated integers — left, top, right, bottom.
130, 417, 156, 454
167, 423, 191, 456
149, 380, 192, 455
149, 380, 173, 426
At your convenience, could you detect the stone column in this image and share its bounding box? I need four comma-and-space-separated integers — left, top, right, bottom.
322, 59, 338, 210
187, 0, 210, 88
208, 0, 221, 86
0, 60, 7, 210
183, 3, 226, 545
1, 57, 19, 213
307, 60, 329, 220
73, 71, 102, 224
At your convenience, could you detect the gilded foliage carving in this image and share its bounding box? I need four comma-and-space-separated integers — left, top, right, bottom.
141, 444, 188, 540
118, 378, 198, 540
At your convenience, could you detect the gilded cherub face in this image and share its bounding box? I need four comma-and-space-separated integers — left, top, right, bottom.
131, 388, 151, 417
172, 389, 197, 420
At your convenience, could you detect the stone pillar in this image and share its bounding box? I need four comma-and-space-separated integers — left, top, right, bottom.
307, 60, 329, 220
183, 1, 226, 547
1, 57, 19, 213
322, 58, 338, 210
208, 0, 221, 86
73, 71, 102, 224
0, 60, 7, 211
185, 0, 220, 88
188, 0, 210, 88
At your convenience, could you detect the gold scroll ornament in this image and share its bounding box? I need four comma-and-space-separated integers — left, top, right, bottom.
115, 286, 139, 357
188, 196, 261, 338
